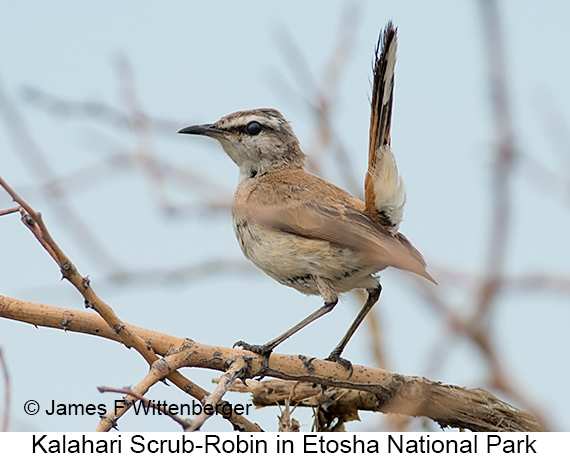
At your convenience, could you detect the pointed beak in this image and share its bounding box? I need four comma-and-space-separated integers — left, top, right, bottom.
177, 123, 223, 137
178, 123, 242, 141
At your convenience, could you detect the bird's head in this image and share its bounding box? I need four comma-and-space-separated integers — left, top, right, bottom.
178, 108, 306, 180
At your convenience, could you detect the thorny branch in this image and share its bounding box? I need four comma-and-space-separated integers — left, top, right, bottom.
0, 295, 544, 432
97, 387, 194, 432
0, 175, 260, 433
93, 347, 256, 433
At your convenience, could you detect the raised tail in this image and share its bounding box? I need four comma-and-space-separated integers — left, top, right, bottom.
364, 22, 406, 236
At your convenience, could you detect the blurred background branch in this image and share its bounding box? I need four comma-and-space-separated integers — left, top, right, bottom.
0, 348, 10, 433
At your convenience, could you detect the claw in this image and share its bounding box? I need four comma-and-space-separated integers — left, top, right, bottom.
233, 340, 273, 379
234, 340, 272, 356
325, 353, 354, 378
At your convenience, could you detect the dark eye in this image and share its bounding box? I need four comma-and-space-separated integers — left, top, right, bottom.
246, 121, 262, 135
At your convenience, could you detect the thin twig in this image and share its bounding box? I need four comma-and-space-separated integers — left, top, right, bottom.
98, 386, 194, 431
476, 0, 516, 317
21, 86, 183, 136
273, 0, 363, 194
187, 357, 249, 431
417, 279, 549, 427
95, 350, 194, 432
0, 80, 122, 271
115, 54, 173, 213
14, 151, 232, 216
102, 259, 257, 287
0, 206, 19, 217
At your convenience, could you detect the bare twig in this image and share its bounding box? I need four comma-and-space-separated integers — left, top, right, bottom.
98, 386, 194, 431
187, 357, 249, 431
273, 0, 363, 194
0, 206, 19, 217
504, 273, 570, 294
102, 259, 257, 287
0, 176, 260, 432
0, 173, 152, 355
0, 80, 122, 272
21, 86, 183, 136
16, 85, 234, 216
95, 349, 199, 432
115, 54, 173, 213
13, 151, 232, 217
98, 342, 259, 432
476, 0, 516, 317
404, 0, 552, 431
417, 279, 549, 427
277, 398, 300, 432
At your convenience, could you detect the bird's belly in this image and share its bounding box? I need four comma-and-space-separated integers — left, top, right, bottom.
233, 219, 379, 295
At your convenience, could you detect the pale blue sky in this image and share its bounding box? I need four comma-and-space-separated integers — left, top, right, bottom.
1, 1, 569, 432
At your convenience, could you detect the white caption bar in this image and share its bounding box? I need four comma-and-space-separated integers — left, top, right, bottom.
0, 432, 567, 456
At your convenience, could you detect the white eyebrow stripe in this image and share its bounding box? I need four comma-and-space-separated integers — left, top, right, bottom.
222, 114, 284, 131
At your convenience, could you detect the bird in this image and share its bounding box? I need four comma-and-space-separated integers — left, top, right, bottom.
178, 22, 435, 372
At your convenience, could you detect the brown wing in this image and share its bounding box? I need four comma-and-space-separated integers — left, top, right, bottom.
234, 169, 435, 283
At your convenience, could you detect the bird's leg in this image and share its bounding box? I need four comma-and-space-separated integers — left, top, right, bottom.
326, 283, 382, 374
234, 277, 338, 374
234, 299, 338, 375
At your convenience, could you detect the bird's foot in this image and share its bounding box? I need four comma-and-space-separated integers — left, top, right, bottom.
325, 351, 353, 378
233, 340, 273, 379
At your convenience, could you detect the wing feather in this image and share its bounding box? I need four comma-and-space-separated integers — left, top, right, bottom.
233, 170, 435, 283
